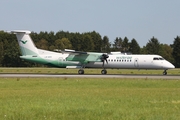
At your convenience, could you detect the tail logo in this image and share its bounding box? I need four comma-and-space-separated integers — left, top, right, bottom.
20, 40, 27, 44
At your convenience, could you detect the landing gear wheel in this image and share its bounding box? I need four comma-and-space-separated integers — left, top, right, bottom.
101, 69, 107, 74
163, 70, 167, 75
78, 69, 84, 74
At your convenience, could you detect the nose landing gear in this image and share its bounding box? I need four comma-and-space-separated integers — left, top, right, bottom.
163, 70, 167, 75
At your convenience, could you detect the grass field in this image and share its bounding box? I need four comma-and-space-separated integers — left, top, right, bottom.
0, 77, 180, 120
0, 68, 180, 119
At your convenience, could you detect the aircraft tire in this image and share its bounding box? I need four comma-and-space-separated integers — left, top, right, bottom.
101, 69, 107, 74
78, 69, 84, 74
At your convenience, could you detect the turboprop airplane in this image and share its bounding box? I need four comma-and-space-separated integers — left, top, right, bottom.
10, 30, 175, 75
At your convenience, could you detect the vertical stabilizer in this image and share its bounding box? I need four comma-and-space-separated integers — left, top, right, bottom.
11, 30, 38, 56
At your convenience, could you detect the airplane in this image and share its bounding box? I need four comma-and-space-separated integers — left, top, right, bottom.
10, 30, 175, 75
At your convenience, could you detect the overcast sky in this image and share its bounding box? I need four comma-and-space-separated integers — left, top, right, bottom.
1, 0, 180, 47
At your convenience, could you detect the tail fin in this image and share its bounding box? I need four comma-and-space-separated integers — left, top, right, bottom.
11, 30, 39, 56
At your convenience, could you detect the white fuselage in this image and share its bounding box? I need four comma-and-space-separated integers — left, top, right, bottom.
85, 54, 174, 69
21, 50, 174, 70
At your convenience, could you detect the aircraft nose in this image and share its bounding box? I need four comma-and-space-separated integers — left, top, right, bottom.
170, 64, 175, 69
167, 62, 175, 69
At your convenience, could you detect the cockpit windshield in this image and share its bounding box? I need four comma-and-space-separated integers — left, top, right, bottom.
159, 57, 164, 60
153, 57, 165, 60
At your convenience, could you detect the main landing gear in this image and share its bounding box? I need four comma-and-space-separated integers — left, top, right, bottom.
78, 53, 109, 75
101, 69, 107, 74
78, 69, 107, 74
163, 69, 167, 75
78, 69, 84, 74
100, 54, 109, 75
78, 65, 85, 74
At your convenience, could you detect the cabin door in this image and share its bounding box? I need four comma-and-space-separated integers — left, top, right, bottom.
134, 58, 139, 68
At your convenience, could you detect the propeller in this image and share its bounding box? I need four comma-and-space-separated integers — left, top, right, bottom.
100, 54, 109, 68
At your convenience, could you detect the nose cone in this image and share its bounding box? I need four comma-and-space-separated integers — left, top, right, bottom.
166, 62, 175, 69
170, 64, 175, 69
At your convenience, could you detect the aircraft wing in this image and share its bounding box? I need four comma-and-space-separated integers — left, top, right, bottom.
65, 50, 108, 65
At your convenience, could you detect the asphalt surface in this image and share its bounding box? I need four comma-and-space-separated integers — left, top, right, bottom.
0, 74, 180, 79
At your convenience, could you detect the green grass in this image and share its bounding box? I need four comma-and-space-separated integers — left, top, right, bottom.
0, 78, 180, 120
0, 67, 180, 75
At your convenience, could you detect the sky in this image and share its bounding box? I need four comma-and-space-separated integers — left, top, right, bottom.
1, 0, 180, 47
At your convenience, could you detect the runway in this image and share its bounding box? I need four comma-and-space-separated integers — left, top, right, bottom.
0, 74, 180, 79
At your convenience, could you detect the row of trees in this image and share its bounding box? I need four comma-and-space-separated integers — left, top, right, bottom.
0, 30, 180, 67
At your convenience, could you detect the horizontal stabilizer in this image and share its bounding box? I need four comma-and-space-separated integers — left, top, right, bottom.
61, 49, 87, 54
10, 30, 31, 34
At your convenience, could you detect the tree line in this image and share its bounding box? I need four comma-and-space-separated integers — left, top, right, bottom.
0, 30, 180, 67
